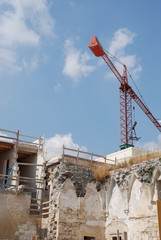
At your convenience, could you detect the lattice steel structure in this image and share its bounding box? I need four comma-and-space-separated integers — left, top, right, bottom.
89, 36, 161, 149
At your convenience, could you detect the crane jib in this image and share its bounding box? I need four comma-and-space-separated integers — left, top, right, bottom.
129, 88, 161, 132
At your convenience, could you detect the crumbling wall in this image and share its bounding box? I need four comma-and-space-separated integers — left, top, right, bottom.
58, 180, 105, 240
43, 163, 105, 240
105, 159, 160, 240
44, 158, 161, 240
0, 191, 41, 240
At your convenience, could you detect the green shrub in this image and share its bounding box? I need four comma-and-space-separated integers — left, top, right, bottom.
55, 171, 59, 178
65, 162, 70, 167
148, 169, 153, 181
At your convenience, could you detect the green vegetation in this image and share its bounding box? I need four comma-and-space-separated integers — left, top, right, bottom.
148, 169, 153, 181
54, 171, 59, 178
65, 162, 70, 167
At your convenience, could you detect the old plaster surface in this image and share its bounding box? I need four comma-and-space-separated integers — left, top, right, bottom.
0, 191, 41, 239
43, 158, 161, 240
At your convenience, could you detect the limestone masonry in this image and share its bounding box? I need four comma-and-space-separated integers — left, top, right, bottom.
0, 130, 161, 240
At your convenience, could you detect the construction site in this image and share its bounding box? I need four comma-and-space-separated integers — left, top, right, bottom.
0, 128, 161, 240
1, 36, 161, 240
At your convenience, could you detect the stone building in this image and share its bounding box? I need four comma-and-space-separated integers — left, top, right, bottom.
42, 153, 161, 240
0, 129, 161, 240
0, 129, 45, 239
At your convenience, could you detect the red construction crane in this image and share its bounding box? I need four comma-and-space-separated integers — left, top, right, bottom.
88, 36, 161, 150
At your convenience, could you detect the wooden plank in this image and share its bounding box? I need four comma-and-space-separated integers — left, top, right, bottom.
0, 129, 43, 147
0, 183, 16, 188
117, 230, 119, 240
0, 136, 16, 140
30, 203, 42, 207
42, 212, 50, 216
42, 200, 51, 205
30, 209, 41, 212
63, 151, 114, 163
64, 147, 105, 158
124, 232, 128, 240
0, 128, 16, 134
20, 176, 44, 181
0, 174, 43, 183
23, 186, 43, 190
18, 140, 39, 146
0, 174, 17, 180
19, 179, 43, 184
42, 206, 50, 211
18, 163, 43, 167
19, 133, 39, 140
0, 142, 14, 149
17, 149, 38, 155
157, 200, 161, 240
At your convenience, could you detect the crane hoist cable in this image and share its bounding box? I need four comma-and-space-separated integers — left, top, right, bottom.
89, 36, 161, 149
103, 47, 150, 111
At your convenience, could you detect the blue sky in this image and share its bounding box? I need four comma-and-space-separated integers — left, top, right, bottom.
0, 0, 161, 155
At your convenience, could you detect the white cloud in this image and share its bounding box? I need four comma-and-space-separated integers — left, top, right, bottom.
45, 133, 87, 159
69, 1, 76, 6
54, 82, 61, 92
106, 28, 142, 80
109, 28, 136, 55
0, 7, 39, 47
131, 65, 142, 79
46, 133, 86, 150
0, 0, 55, 73
136, 134, 161, 151
0, 48, 21, 73
23, 55, 39, 71
63, 39, 95, 83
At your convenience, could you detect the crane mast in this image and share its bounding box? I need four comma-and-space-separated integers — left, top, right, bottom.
88, 36, 161, 150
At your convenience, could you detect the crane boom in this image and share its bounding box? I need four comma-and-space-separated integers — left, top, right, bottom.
129, 87, 161, 132
88, 35, 161, 149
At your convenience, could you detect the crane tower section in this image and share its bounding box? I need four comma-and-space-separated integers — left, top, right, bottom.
89, 36, 133, 149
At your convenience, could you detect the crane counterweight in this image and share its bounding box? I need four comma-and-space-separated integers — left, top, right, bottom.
88, 36, 105, 57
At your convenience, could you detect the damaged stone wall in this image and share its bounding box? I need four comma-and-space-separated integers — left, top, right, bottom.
43, 164, 105, 240
0, 191, 41, 240
105, 159, 160, 240
43, 158, 161, 240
